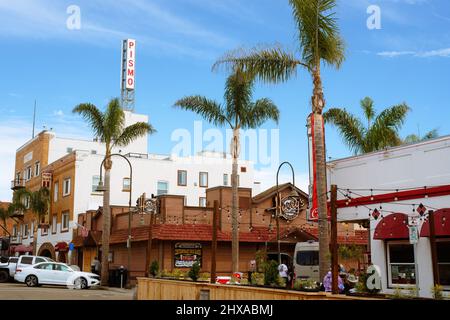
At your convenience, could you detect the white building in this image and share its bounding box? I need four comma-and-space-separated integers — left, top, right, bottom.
327, 135, 450, 298
11, 111, 257, 261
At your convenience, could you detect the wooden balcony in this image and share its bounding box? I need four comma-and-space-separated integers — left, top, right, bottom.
11, 179, 26, 190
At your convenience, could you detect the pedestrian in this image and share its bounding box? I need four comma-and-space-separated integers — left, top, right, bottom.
323, 270, 345, 293
278, 262, 289, 288
91, 256, 101, 275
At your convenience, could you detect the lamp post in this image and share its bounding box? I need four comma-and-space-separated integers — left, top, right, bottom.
276, 161, 299, 265
96, 153, 133, 288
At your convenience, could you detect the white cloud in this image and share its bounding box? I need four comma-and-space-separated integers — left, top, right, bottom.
53, 110, 64, 117
377, 48, 450, 58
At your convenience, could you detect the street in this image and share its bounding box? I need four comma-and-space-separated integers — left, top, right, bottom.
0, 282, 134, 300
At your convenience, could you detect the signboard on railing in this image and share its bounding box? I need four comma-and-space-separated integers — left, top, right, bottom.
174, 242, 202, 268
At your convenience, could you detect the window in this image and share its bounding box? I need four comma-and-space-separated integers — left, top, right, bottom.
223, 174, 229, 186
35, 257, 45, 264
122, 177, 131, 192
54, 264, 71, 272
199, 172, 208, 188
25, 166, 32, 181
54, 182, 59, 202
21, 256, 34, 265
30, 221, 34, 238
23, 195, 30, 209
296, 251, 319, 266
52, 215, 57, 234
41, 223, 48, 236
199, 197, 207, 207
387, 242, 416, 286
12, 225, 17, 237
177, 170, 187, 186
437, 241, 450, 287
240, 166, 247, 173
67, 147, 73, 153
23, 224, 28, 238
63, 178, 71, 196
61, 211, 70, 232
34, 263, 53, 270
34, 161, 40, 177
92, 176, 100, 193
157, 181, 169, 196
91, 150, 97, 155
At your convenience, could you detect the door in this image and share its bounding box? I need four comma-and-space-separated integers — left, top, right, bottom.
52, 264, 73, 285
34, 263, 55, 284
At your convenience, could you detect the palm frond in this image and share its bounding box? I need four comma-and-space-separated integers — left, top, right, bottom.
72, 103, 104, 139
114, 122, 156, 147
225, 69, 254, 122
360, 97, 375, 126
423, 129, 439, 140
242, 98, 280, 129
104, 98, 125, 143
372, 103, 410, 132
289, 0, 345, 68
174, 96, 231, 127
323, 108, 365, 154
30, 187, 50, 218
213, 46, 304, 84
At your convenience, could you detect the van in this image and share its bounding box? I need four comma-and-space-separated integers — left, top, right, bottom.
293, 241, 319, 283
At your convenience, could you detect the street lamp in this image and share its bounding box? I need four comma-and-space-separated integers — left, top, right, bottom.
96, 153, 133, 288
276, 161, 298, 266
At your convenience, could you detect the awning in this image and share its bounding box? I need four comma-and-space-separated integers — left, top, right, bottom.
420, 208, 450, 237
374, 213, 409, 240
12, 245, 33, 253
55, 242, 68, 252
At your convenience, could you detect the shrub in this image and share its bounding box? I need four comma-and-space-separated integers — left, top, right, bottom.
356, 271, 381, 294
294, 279, 318, 291
392, 287, 406, 299
199, 272, 210, 281
149, 260, 159, 277
188, 262, 201, 282
255, 249, 267, 273
263, 260, 280, 287
251, 272, 265, 286
431, 285, 444, 300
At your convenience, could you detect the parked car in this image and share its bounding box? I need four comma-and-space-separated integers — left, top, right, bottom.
293, 241, 320, 283
0, 255, 53, 282
14, 262, 100, 289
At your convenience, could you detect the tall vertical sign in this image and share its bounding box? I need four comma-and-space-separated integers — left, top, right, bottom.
307, 114, 319, 221
121, 39, 136, 111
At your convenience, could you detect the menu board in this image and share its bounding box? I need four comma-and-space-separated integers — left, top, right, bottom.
174, 242, 202, 268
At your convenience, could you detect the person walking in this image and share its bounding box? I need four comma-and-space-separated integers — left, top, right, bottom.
91, 256, 101, 275
278, 262, 289, 288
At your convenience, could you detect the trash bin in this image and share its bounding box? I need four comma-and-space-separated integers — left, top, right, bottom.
108, 267, 128, 288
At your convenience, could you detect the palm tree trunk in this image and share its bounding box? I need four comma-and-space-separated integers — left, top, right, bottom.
312, 68, 330, 281
231, 128, 240, 274
100, 159, 112, 286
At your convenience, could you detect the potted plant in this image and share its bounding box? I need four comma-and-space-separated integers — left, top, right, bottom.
188, 262, 201, 282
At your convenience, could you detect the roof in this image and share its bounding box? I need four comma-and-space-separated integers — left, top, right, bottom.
252, 182, 308, 203
105, 224, 316, 244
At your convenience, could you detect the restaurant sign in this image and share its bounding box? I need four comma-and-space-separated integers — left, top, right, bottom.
174, 242, 202, 268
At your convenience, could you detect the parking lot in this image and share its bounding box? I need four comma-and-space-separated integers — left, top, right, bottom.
0, 282, 135, 300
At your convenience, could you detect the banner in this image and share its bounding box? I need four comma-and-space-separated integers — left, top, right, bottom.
307, 114, 319, 221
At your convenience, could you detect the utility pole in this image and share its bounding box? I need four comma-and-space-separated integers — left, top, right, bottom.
330, 185, 339, 294
211, 200, 218, 284
428, 210, 440, 285
32, 100, 36, 138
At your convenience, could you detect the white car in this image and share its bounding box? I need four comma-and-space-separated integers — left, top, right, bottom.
14, 262, 100, 289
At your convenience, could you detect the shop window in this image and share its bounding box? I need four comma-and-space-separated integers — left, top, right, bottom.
437, 241, 450, 287
387, 242, 416, 286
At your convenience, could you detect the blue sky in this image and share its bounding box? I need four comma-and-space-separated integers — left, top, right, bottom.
1, 0, 450, 201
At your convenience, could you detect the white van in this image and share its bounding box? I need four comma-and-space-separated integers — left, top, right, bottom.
293, 241, 319, 283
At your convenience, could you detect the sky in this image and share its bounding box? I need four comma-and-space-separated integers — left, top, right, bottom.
1, 0, 450, 201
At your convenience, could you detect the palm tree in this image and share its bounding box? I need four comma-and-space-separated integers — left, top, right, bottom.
404, 129, 438, 144
212, 0, 345, 279
174, 69, 280, 274
323, 97, 410, 154
11, 187, 50, 254
73, 98, 155, 285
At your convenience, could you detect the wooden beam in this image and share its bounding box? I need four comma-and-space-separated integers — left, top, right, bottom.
330, 185, 339, 294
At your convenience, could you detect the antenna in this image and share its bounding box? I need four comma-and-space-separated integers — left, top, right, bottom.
32, 100, 37, 138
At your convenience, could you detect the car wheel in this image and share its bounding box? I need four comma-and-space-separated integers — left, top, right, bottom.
74, 277, 88, 290
25, 275, 38, 287
0, 270, 9, 283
